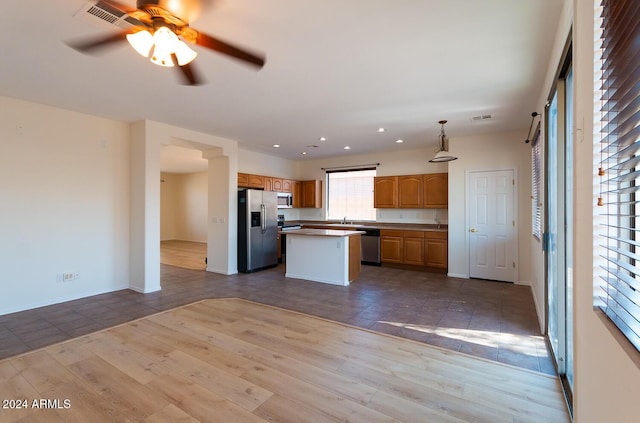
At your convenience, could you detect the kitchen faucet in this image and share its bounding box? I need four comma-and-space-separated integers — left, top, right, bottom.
342, 216, 347, 224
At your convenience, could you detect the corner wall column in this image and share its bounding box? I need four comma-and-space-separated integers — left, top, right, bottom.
129, 121, 161, 293
204, 148, 238, 275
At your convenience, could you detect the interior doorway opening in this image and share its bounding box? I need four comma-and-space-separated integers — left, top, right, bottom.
160, 144, 209, 271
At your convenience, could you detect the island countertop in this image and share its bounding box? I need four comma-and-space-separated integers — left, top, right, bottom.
284, 228, 365, 237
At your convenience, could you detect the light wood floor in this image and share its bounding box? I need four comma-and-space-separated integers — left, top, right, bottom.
160, 240, 207, 270
0, 298, 569, 422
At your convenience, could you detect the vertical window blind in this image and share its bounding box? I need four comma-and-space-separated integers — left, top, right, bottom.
531, 123, 542, 239
597, 0, 640, 351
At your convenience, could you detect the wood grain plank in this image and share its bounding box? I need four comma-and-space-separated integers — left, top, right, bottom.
0, 298, 570, 423
144, 403, 199, 423
67, 356, 169, 421
145, 373, 268, 423
157, 350, 272, 411
242, 346, 377, 406
240, 362, 399, 423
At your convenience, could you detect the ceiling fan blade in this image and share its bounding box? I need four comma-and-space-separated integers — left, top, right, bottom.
67, 30, 131, 53
170, 54, 203, 85
194, 32, 265, 68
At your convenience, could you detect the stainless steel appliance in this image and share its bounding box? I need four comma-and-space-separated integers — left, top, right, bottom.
277, 192, 293, 208
238, 189, 278, 272
358, 227, 381, 265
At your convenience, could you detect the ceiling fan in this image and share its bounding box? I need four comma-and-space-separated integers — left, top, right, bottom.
68, 0, 266, 85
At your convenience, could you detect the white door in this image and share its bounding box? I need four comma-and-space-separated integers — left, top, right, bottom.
468, 170, 516, 282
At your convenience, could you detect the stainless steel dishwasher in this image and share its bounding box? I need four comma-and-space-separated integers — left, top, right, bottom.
358, 228, 381, 265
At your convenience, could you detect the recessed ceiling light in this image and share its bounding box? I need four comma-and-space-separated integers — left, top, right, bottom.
395, 139, 404, 143
344, 146, 351, 150
301, 152, 308, 155
377, 127, 385, 133
319, 137, 327, 141
273, 144, 280, 148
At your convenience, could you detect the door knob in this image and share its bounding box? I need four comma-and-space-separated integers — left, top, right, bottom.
470, 228, 478, 232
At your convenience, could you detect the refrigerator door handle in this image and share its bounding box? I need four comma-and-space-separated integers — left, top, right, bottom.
261, 204, 266, 232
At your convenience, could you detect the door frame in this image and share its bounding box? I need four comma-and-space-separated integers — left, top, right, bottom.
465, 168, 519, 283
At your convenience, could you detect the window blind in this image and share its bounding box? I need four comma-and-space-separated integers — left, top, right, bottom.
531, 123, 542, 239
326, 168, 376, 221
597, 0, 640, 351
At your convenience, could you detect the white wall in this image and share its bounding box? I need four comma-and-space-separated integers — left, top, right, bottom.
447, 130, 532, 285
160, 173, 178, 241
0, 96, 130, 314
160, 171, 208, 243
571, 1, 640, 421
263, 147, 450, 223
238, 148, 297, 179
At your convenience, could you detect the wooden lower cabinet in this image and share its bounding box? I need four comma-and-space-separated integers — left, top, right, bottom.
380, 230, 403, 263
403, 231, 425, 265
424, 231, 448, 269
381, 229, 447, 269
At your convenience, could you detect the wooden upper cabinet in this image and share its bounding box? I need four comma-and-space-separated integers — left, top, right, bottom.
282, 179, 293, 193
398, 175, 423, 208
272, 178, 283, 192
237, 173, 249, 188
423, 173, 448, 208
264, 176, 273, 192
301, 180, 322, 208
248, 174, 265, 189
291, 180, 302, 208
374, 176, 398, 208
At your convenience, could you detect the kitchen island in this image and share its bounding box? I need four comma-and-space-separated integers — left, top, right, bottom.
284, 229, 364, 286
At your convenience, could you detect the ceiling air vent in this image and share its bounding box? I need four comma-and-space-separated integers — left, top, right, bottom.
471, 114, 493, 122
74, 1, 142, 29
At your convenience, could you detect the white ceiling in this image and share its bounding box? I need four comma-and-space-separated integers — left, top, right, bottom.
1, 0, 563, 171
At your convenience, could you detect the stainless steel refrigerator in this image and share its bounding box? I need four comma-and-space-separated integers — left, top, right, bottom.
238, 189, 278, 272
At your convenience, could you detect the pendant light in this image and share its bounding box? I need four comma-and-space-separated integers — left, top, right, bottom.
429, 120, 457, 163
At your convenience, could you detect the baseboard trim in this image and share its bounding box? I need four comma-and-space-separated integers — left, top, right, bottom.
206, 267, 237, 275
447, 272, 468, 279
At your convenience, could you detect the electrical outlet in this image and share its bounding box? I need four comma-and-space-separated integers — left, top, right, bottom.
57, 272, 78, 282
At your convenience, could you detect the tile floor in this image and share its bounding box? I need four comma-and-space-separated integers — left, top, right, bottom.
0, 264, 555, 375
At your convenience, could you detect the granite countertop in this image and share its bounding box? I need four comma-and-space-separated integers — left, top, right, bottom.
285, 221, 448, 232
284, 228, 365, 237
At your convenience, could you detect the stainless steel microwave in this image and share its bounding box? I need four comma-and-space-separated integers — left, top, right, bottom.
277, 192, 293, 208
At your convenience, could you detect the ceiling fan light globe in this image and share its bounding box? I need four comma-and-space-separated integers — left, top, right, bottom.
150, 49, 175, 67
126, 30, 154, 57
153, 26, 179, 54
174, 41, 197, 66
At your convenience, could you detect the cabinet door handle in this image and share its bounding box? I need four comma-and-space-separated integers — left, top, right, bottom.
469, 228, 478, 233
